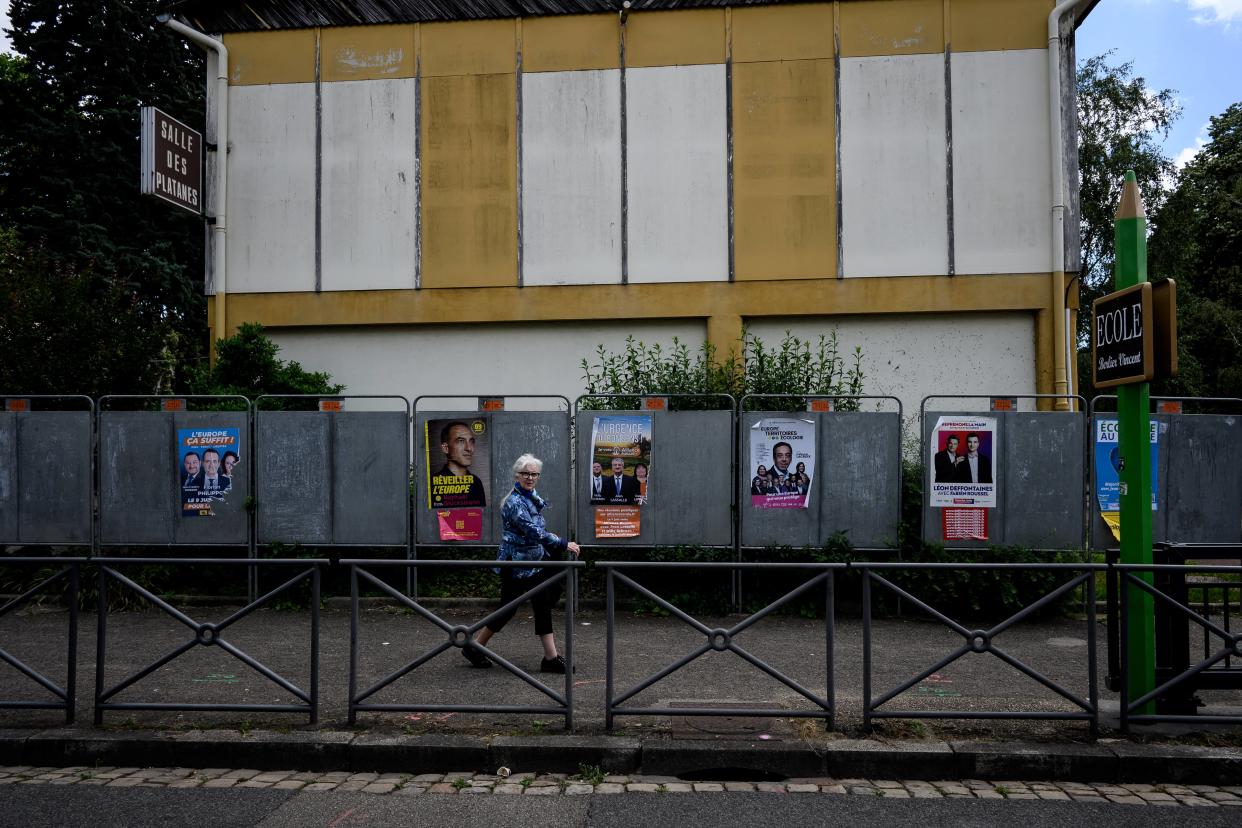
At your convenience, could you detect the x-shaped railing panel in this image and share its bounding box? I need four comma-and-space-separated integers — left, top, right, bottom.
93, 558, 323, 724
0, 558, 82, 724
345, 560, 582, 730
602, 561, 838, 730
861, 563, 1100, 733
1120, 564, 1242, 728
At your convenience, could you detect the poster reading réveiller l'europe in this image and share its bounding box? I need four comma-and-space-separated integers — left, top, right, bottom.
426, 417, 490, 541
929, 416, 998, 508
178, 427, 240, 517
748, 418, 814, 509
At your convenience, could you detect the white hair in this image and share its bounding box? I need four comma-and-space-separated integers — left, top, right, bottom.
511, 453, 543, 476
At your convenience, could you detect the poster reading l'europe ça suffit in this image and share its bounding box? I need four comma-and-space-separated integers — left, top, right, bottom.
425, 417, 490, 542
748, 418, 814, 509
928, 416, 998, 508
178, 428, 240, 517
588, 415, 652, 539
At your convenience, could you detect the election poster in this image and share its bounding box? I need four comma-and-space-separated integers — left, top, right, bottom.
178, 427, 240, 517
1094, 418, 1158, 512
928, 417, 997, 508
426, 417, 490, 541
588, 415, 652, 538
748, 418, 814, 509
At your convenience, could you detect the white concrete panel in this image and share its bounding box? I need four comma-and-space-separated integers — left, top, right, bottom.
840, 54, 948, 277
321, 79, 417, 291
626, 64, 728, 283
227, 84, 316, 293
268, 319, 706, 406
747, 313, 1037, 426
952, 49, 1052, 275
522, 70, 623, 286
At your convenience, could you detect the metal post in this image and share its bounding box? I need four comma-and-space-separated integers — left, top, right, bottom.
310, 564, 320, 725
862, 568, 872, 733
1119, 566, 1130, 732
825, 570, 835, 730
605, 567, 615, 731
93, 566, 107, 725
1086, 568, 1099, 735
564, 568, 575, 731
348, 565, 359, 725
66, 563, 79, 725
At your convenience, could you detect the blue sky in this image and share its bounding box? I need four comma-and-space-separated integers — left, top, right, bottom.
1, 1, 1238, 165
1076, 0, 1242, 167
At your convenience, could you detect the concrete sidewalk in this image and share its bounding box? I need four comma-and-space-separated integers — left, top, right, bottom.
1, 600, 1240, 783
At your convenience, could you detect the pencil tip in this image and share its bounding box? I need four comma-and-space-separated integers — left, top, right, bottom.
1116, 172, 1146, 220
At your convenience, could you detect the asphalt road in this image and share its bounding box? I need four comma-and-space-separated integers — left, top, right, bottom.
6, 786, 1240, 828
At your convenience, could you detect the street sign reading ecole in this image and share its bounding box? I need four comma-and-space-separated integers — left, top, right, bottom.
1093, 283, 1153, 389
139, 106, 201, 216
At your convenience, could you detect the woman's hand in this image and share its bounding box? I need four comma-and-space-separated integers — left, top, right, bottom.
566, 541, 581, 557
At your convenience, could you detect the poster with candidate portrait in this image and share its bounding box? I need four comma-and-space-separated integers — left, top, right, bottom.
425, 417, 490, 510
588, 415, 652, 539
748, 418, 815, 509
588, 415, 653, 507
178, 427, 241, 517
929, 416, 998, 508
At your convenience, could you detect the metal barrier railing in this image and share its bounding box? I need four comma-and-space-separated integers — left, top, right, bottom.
1120, 563, 1242, 729
861, 562, 1101, 733
93, 557, 324, 724
0, 558, 83, 724
601, 561, 838, 730
345, 559, 583, 730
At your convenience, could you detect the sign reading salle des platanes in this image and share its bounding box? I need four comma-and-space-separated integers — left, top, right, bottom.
139, 106, 201, 216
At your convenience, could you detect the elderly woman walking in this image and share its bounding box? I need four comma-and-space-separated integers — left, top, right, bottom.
463, 453, 580, 673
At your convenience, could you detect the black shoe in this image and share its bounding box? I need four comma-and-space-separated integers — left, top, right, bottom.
462, 644, 492, 668
540, 655, 570, 674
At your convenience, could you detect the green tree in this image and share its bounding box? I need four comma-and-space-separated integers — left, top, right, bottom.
1075, 54, 1179, 342
0, 2, 206, 392
187, 323, 344, 399
1148, 103, 1242, 399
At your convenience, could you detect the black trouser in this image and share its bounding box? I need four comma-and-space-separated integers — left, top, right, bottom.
488, 567, 562, 637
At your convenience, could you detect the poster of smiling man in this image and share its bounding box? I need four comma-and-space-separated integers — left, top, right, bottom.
929, 416, 998, 508
749, 418, 815, 509
178, 427, 240, 517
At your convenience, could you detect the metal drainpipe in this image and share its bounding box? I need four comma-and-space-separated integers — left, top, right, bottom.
159, 15, 229, 361
1047, 0, 1092, 409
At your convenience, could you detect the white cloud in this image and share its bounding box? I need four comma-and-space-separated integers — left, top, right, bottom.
1185, 0, 1242, 26
1174, 123, 1211, 169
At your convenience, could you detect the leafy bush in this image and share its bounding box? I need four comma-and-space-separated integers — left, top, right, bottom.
580, 329, 864, 410
183, 322, 343, 407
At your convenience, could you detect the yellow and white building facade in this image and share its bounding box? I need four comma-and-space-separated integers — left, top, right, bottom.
179, 0, 1089, 411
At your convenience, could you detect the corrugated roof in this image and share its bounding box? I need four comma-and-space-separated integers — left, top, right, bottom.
166, 0, 812, 33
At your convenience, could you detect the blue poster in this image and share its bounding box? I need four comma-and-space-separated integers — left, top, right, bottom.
178, 427, 241, 516
1094, 418, 1157, 512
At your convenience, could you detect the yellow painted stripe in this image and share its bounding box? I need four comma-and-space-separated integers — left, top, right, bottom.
732, 3, 834, 63
733, 59, 837, 281
625, 9, 726, 68
420, 73, 518, 288
420, 18, 516, 76
320, 24, 416, 81
522, 14, 620, 72
839, 0, 945, 57
217, 273, 1055, 331
950, 0, 1054, 53
225, 29, 317, 85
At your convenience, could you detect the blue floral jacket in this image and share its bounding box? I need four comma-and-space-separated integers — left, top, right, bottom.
497, 483, 566, 578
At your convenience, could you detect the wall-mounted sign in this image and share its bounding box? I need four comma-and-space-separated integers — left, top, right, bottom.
1092, 283, 1153, 389
139, 106, 202, 216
